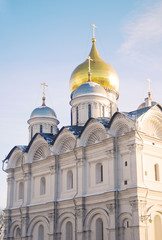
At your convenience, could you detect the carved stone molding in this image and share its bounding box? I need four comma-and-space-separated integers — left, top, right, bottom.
105, 150, 114, 159
49, 165, 55, 174
23, 172, 31, 181
127, 144, 136, 153
48, 213, 54, 221
76, 208, 85, 217
22, 216, 29, 225
129, 200, 139, 211
7, 177, 14, 183
106, 203, 115, 213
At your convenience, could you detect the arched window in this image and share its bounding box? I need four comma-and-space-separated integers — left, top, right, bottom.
40, 177, 46, 195
19, 182, 24, 200
16, 227, 21, 238
96, 163, 103, 184
154, 215, 162, 240
51, 126, 53, 134
88, 104, 91, 118
66, 221, 73, 240
76, 107, 78, 125
38, 225, 44, 240
96, 218, 103, 240
67, 170, 73, 190
155, 164, 160, 181
123, 219, 131, 239
40, 124, 43, 133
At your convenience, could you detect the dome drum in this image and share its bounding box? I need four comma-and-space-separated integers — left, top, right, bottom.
28, 104, 59, 141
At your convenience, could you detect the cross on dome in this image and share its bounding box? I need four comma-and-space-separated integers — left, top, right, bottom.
41, 82, 48, 106
87, 56, 94, 82
91, 24, 97, 38
146, 78, 151, 98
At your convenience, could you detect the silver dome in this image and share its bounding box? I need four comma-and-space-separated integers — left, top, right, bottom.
30, 105, 57, 119
72, 82, 107, 99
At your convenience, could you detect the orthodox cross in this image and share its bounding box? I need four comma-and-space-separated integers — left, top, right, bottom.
146, 78, 151, 92
41, 82, 48, 106
87, 56, 94, 81
146, 78, 151, 98
41, 82, 48, 98
91, 24, 97, 39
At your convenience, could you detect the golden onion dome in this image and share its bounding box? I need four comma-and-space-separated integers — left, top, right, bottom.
70, 38, 119, 97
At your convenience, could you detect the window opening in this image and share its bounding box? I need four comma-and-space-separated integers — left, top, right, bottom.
88, 104, 91, 118
40, 177, 46, 195
96, 218, 103, 240
66, 221, 73, 240
67, 170, 73, 190
155, 164, 160, 181
76, 107, 78, 125
51, 126, 53, 134
96, 163, 103, 184
38, 225, 44, 240
19, 182, 24, 200
40, 124, 43, 133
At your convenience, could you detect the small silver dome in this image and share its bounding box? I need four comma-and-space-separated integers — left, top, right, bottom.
30, 105, 57, 119
138, 99, 158, 110
72, 82, 107, 99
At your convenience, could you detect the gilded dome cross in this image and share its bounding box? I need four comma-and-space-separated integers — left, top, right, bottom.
91, 24, 97, 39
87, 56, 94, 81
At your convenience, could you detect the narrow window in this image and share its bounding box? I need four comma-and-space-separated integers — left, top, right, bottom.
96, 163, 103, 184
38, 225, 44, 240
125, 161, 127, 166
126, 221, 129, 228
88, 104, 91, 118
124, 180, 127, 185
51, 126, 53, 134
67, 170, 73, 190
40, 124, 43, 133
31, 126, 33, 139
19, 182, 24, 200
66, 221, 73, 240
96, 218, 103, 240
16, 227, 21, 237
76, 107, 78, 125
155, 164, 160, 181
102, 106, 105, 117
40, 177, 46, 195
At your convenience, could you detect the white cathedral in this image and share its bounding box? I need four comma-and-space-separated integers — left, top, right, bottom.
2, 31, 162, 240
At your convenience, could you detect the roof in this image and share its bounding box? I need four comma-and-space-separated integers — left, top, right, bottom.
123, 107, 151, 120
71, 82, 107, 99
3, 145, 27, 161
30, 105, 57, 119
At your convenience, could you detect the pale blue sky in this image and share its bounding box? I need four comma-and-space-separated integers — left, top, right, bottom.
0, 0, 162, 208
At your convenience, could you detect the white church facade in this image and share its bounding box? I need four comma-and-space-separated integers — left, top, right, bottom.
2, 32, 162, 240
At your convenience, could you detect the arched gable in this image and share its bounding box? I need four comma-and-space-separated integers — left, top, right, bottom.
27, 135, 50, 163
137, 106, 162, 139
6, 147, 23, 169
109, 112, 135, 137
52, 128, 76, 155
79, 119, 107, 147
